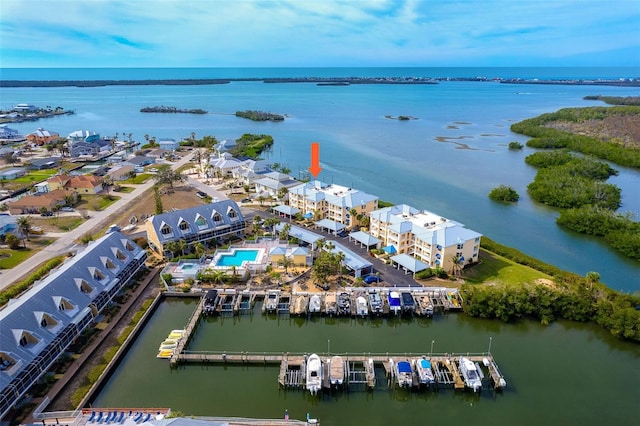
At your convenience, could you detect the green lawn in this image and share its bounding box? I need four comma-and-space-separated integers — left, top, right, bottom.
113, 185, 135, 193
79, 195, 121, 211
50, 216, 85, 231
0, 248, 35, 269
10, 168, 59, 184
127, 173, 152, 184
463, 249, 551, 286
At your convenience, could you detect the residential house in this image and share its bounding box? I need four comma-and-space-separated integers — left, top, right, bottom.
28, 157, 61, 170
26, 128, 60, 145
68, 130, 112, 157
108, 165, 135, 182
158, 138, 179, 151
0, 230, 146, 419
0, 213, 17, 236
124, 156, 155, 169
47, 174, 103, 195
0, 125, 26, 142
232, 159, 272, 186
287, 180, 379, 230
209, 153, 243, 178
145, 199, 245, 257
254, 172, 299, 199
0, 168, 26, 181
7, 189, 75, 215
268, 246, 311, 269
368, 204, 482, 272
12, 103, 38, 112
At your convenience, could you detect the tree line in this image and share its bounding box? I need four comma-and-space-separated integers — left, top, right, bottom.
463, 238, 640, 342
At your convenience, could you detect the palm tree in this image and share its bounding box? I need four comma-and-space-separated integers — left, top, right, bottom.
16, 216, 32, 248
208, 270, 226, 286
177, 239, 187, 257
194, 242, 206, 259
449, 255, 463, 277
278, 257, 294, 275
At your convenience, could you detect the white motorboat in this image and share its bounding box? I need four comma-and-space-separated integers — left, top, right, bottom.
459, 357, 483, 392
388, 291, 401, 315
264, 290, 279, 314
306, 353, 323, 395
368, 291, 383, 315
414, 357, 435, 385
356, 296, 368, 317
394, 359, 413, 387
309, 294, 322, 314
329, 355, 345, 386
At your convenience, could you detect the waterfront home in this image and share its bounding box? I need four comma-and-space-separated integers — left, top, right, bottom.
158, 138, 179, 151
26, 128, 60, 145
254, 171, 299, 199
12, 103, 38, 113
124, 155, 155, 168
0, 125, 26, 143
0, 168, 26, 181
68, 130, 112, 157
47, 174, 103, 195
7, 189, 76, 215
287, 180, 378, 230
108, 165, 135, 181
209, 152, 243, 177
232, 159, 272, 186
368, 204, 482, 272
145, 199, 245, 257
28, 157, 61, 170
0, 230, 147, 419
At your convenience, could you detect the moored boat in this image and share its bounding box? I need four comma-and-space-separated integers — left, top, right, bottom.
306, 353, 323, 395
337, 292, 351, 316
394, 359, 413, 387
356, 296, 368, 317
368, 290, 383, 315
309, 294, 322, 314
325, 292, 337, 315
329, 355, 345, 386
156, 349, 174, 359
264, 290, 279, 313
415, 357, 435, 385
388, 291, 401, 315
459, 357, 483, 392
400, 292, 415, 314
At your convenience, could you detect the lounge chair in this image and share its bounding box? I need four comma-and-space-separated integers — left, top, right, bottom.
88, 411, 96, 422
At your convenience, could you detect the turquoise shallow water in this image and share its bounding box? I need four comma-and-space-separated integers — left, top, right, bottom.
1, 67, 639, 291
92, 298, 640, 426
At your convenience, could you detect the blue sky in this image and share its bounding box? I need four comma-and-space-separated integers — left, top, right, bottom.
1, 0, 639, 68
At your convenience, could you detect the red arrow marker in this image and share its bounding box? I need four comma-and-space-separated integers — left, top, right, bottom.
308, 142, 322, 178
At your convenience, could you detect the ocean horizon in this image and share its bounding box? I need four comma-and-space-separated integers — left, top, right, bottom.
1, 66, 639, 81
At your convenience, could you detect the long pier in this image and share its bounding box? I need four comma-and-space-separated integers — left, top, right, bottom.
169, 351, 507, 391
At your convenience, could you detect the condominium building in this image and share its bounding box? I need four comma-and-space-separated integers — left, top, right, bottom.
369, 204, 481, 272
287, 180, 378, 229
0, 230, 147, 419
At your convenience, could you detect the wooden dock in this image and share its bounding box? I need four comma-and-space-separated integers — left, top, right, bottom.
169, 350, 506, 391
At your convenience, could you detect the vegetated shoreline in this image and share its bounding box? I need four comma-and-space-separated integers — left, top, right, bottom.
2, 76, 639, 88
140, 106, 207, 114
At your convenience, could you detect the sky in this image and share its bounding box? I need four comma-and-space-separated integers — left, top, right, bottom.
1, 0, 639, 68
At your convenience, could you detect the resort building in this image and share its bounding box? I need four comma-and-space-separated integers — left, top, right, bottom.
145, 199, 246, 257
0, 230, 147, 419
26, 128, 60, 146
287, 180, 378, 230
368, 204, 482, 273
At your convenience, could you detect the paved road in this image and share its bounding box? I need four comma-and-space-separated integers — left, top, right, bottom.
0, 153, 197, 290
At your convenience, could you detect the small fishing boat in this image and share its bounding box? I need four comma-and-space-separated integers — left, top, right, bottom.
415, 357, 435, 385
368, 290, 383, 315
168, 329, 185, 339
264, 290, 279, 314
325, 292, 337, 315
309, 294, 322, 314
337, 292, 351, 316
306, 353, 323, 395
158, 340, 177, 350
459, 357, 483, 392
329, 355, 345, 386
156, 349, 174, 359
388, 291, 401, 315
356, 296, 368, 317
394, 359, 413, 387
414, 294, 434, 316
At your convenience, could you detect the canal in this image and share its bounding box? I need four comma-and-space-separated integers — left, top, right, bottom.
92, 297, 639, 426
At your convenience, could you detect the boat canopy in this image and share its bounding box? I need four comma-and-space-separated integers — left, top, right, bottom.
397, 361, 412, 373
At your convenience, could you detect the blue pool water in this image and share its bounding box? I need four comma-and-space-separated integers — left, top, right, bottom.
216, 249, 259, 267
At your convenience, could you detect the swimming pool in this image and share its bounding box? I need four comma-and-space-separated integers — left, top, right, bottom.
215, 249, 260, 267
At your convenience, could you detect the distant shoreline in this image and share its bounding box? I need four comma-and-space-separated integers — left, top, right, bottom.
2, 76, 639, 88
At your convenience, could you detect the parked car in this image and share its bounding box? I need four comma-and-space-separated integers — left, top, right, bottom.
196, 191, 208, 199
363, 274, 382, 284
